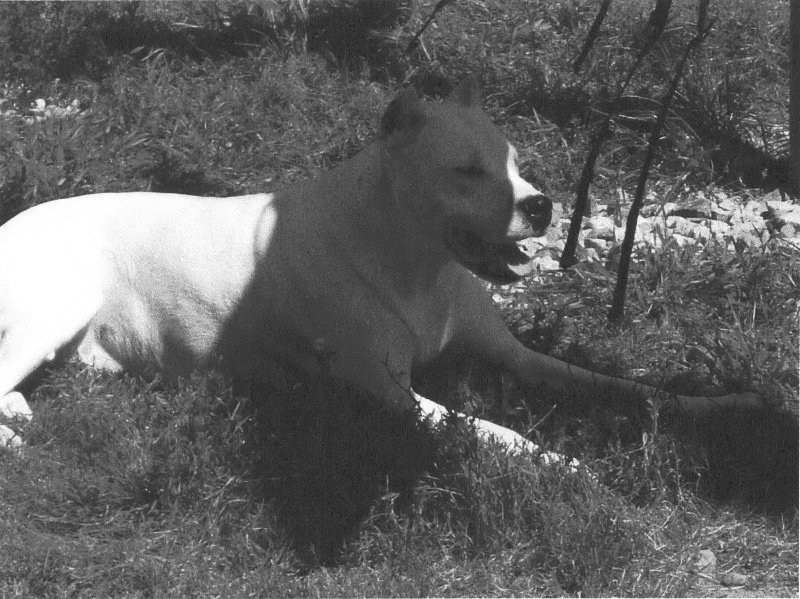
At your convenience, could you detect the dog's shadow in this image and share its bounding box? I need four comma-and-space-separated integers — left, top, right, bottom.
240, 370, 437, 567
22, 358, 797, 570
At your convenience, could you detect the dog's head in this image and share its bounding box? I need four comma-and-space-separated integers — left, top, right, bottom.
379, 78, 553, 284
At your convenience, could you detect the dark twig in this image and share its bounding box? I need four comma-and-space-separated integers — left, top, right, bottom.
573, 0, 612, 74
560, 134, 605, 268
561, 0, 673, 268
790, 0, 800, 196
406, 0, 457, 55
609, 2, 715, 322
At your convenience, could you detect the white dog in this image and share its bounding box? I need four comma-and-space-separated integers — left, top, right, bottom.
0, 79, 759, 452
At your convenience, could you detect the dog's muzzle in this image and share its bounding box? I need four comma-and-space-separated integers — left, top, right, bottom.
446, 194, 553, 285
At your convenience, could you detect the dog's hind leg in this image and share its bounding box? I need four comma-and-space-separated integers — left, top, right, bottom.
0, 326, 52, 447
0, 293, 102, 447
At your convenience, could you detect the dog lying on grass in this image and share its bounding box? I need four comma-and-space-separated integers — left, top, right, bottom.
0, 79, 762, 454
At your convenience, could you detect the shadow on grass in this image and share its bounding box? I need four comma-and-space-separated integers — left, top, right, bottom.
659, 400, 799, 515
240, 371, 437, 567
538, 384, 799, 517
4, 367, 435, 574
3, 364, 794, 595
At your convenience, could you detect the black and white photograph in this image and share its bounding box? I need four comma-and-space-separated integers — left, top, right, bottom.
0, 1, 797, 596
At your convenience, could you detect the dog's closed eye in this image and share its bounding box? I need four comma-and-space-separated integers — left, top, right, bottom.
455, 165, 484, 177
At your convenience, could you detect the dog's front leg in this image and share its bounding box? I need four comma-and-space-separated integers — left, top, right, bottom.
503, 343, 764, 418
412, 392, 577, 468
448, 278, 765, 421
352, 354, 575, 466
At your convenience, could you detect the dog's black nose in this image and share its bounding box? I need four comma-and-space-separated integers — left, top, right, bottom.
519, 194, 552, 230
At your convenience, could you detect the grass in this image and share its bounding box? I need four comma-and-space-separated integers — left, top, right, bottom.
0, 0, 797, 596
1, 51, 387, 217
1, 366, 796, 596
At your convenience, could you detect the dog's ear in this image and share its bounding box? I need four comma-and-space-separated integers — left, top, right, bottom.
380, 87, 424, 139
445, 77, 482, 108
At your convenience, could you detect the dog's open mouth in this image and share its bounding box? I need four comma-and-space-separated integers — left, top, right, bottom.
446, 228, 536, 284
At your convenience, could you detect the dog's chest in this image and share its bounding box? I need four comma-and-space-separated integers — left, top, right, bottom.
394, 285, 459, 364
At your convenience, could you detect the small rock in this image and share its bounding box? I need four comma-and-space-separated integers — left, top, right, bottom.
730, 219, 769, 247
709, 220, 732, 236
650, 219, 669, 235
589, 215, 617, 240
761, 189, 784, 204
635, 219, 655, 242
745, 199, 768, 215
712, 207, 734, 221
518, 237, 546, 255
691, 223, 711, 241
534, 255, 561, 271
662, 201, 679, 215
766, 199, 795, 213
667, 215, 697, 237
691, 549, 717, 577
550, 238, 566, 252
640, 202, 662, 217
720, 572, 749, 587
578, 246, 600, 262
584, 237, 608, 251
716, 197, 738, 213
671, 233, 695, 247
776, 204, 800, 227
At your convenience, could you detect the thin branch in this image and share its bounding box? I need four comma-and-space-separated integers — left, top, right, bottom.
608, 12, 716, 322
790, 0, 800, 196
406, 0, 457, 55
561, 0, 672, 267
573, 0, 612, 74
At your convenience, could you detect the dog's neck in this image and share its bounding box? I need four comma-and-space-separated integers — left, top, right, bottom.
286, 142, 453, 297
276, 141, 453, 298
